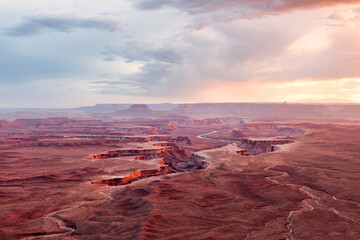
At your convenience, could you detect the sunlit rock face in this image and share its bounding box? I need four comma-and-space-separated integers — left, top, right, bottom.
236, 149, 248, 155
92, 166, 172, 186
87, 146, 184, 160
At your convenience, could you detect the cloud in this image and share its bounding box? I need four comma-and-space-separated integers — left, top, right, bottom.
101, 41, 181, 63
4, 14, 123, 37
106, 7, 360, 99
92, 80, 147, 95
96, 42, 181, 95
95, 62, 173, 96
134, 0, 360, 15
2, 0, 360, 106
134, 0, 360, 28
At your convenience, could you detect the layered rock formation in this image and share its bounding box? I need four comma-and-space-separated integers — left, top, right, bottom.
89, 144, 208, 186
174, 153, 209, 171
87, 146, 183, 161
237, 138, 293, 154
240, 123, 306, 137
92, 166, 171, 186
91, 151, 209, 186
236, 149, 248, 155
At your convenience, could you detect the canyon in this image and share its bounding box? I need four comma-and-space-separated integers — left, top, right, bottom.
0, 103, 359, 239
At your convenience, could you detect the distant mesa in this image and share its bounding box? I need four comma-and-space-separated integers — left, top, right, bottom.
125, 104, 152, 112
114, 104, 154, 117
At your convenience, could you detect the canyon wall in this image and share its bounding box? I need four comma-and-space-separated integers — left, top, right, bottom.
237, 138, 294, 154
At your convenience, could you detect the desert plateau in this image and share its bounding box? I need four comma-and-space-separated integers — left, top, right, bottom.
0, 103, 359, 239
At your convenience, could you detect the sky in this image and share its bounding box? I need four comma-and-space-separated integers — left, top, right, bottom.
1, 0, 360, 108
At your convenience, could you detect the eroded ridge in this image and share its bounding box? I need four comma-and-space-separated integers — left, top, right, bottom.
92, 165, 172, 186
90, 142, 208, 186
232, 124, 305, 154
88, 145, 181, 160
237, 138, 294, 154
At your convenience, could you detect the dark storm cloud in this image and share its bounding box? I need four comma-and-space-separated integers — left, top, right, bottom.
4, 14, 122, 37
101, 42, 181, 63
134, 0, 360, 16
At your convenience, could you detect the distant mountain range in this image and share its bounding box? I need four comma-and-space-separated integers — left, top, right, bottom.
1, 103, 360, 122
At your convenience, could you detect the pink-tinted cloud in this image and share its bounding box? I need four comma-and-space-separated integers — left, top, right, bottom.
134, 0, 360, 29
135, 0, 360, 16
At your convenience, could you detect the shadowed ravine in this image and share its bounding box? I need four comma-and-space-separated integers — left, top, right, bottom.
90, 127, 300, 187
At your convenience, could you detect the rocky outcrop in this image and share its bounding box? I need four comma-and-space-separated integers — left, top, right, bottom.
145, 136, 172, 142
152, 142, 177, 147
236, 150, 248, 155
241, 123, 306, 137
90, 143, 209, 186
92, 152, 209, 186
174, 154, 209, 172
158, 159, 166, 164
237, 138, 294, 154
92, 166, 171, 186
137, 127, 162, 135
88, 146, 182, 160
135, 155, 147, 160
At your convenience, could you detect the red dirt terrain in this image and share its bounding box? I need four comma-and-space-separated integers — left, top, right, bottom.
0, 108, 359, 239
